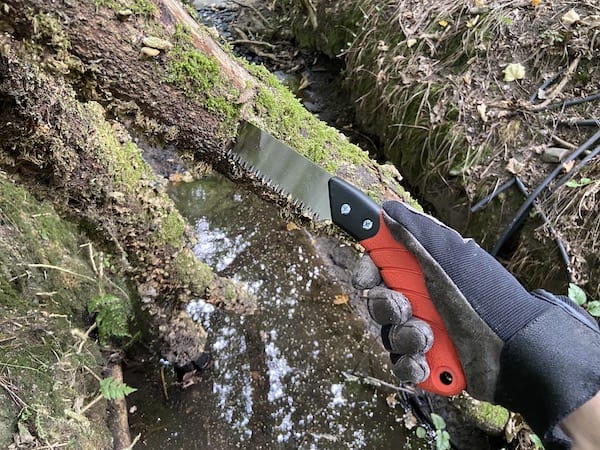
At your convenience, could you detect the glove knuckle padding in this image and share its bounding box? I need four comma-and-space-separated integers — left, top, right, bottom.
367, 286, 411, 325
386, 320, 433, 354
353, 254, 382, 289
392, 353, 430, 384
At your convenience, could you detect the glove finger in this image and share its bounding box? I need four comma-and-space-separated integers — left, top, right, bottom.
382, 319, 433, 354
390, 353, 430, 384
367, 286, 411, 325
352, 254, 381, 290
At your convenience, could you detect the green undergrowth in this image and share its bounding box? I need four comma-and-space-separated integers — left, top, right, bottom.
0, 177, 115, 448
94, 0, 158, 17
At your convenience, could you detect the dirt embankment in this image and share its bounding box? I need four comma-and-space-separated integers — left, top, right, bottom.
287, 0, 600, 304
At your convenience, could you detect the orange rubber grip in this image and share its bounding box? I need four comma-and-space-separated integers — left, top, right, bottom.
360, 212, 466, 396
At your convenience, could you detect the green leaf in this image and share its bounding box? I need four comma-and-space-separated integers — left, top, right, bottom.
568, 283, 587, 305
530, 433, 545, 449
99, 377, 137, 400
587, 301, 600, 317
566, 178, 594, 188
436, 430, 451, 450
88, 294, 130, 343
416, 426, 427, 439
430, 413, 446, 430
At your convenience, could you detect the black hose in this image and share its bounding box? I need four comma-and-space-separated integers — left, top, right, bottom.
513, 177, 573, 282
553, 143, 600, 191
557, 119, 600, 128
491, 128, 600, 256
470, 178, 516, 213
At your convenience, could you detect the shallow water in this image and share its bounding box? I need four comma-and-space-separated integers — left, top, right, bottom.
126, 174, 424, 449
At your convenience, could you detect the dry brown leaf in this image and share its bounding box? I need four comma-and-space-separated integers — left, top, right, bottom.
531, 0, 541, 7
286, 222, 299, 231
333, 293, 349, 305
562, 160, 575, 173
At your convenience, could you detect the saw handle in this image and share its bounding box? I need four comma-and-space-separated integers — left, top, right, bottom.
328, 177, 466, 396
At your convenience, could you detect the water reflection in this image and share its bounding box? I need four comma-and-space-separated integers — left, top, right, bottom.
127, 174, 419, 449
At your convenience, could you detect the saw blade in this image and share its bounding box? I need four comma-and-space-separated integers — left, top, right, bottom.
230, 122, 333, 221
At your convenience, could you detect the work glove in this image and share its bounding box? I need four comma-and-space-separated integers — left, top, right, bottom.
354, 200, 600, 450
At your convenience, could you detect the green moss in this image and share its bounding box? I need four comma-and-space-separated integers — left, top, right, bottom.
164, 24, 240, 123
155, 208, 186, 247
95, 0, 158, 16
89, 103, 152, 193
32, 13, 70, 51
173, 248, 214, 294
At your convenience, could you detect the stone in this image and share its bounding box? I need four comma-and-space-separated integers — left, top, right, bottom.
140, 46, 160, 57
142, 36, 173, 51
542, 146, 570, 163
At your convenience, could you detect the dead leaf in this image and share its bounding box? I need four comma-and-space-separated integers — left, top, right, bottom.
562, 160, 575, 173
466, 16, 479, 28
286, 222, 299, 231
531, 0, 541, 7
333, 293, 349, 305
438, 19, 449, 27
477, 103, 488, 122
386, 392, 399, 408
506, 158, 524, 175
562, 9, 580, 26
503, 63, 526, 82
474, 0, 486, 7
406, 38, 417, 48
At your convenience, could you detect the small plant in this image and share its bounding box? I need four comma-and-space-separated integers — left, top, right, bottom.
80, 376, 137, 414
415, 413, 451, 450
87, 294, 131, 343
569, 283, 600, 317
565, 177, 594, 188
99, 376, 137, 400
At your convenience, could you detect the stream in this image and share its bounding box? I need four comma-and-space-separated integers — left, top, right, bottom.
125, 174, 428, 449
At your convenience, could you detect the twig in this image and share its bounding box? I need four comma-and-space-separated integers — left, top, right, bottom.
80, 243, 98, 275
76, 323, 98, 354
23, 264, 96, 283
160, 366, 169, 400
551, 134, 578, 150
121, 433, 142, 450
79, 393, 103, 414
529, 56, 581, 111
229, 39, 276, 49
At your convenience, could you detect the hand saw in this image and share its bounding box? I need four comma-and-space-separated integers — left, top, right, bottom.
229, 121, 466, 396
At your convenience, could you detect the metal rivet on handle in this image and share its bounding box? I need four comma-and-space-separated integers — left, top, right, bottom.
340, 203, 351, 215
362, 219, 373, 230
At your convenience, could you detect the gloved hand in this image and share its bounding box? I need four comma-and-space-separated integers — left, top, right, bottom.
354, 200, 600, 450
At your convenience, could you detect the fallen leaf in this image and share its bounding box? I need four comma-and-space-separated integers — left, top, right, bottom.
333, 293, 349, 305
466, 16, 479, 28
386, 393, 399, 408
477, 103, 488, 122
506, 157, 523, 175
474, 0, 486, 7
503, 63, 526, 82
562, 160, 575, 173
286, 222, 299, 231
562, 9, 580, 26
438, 19, 449, 27
531, 0, 541, 7
406, 38, 417, 48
